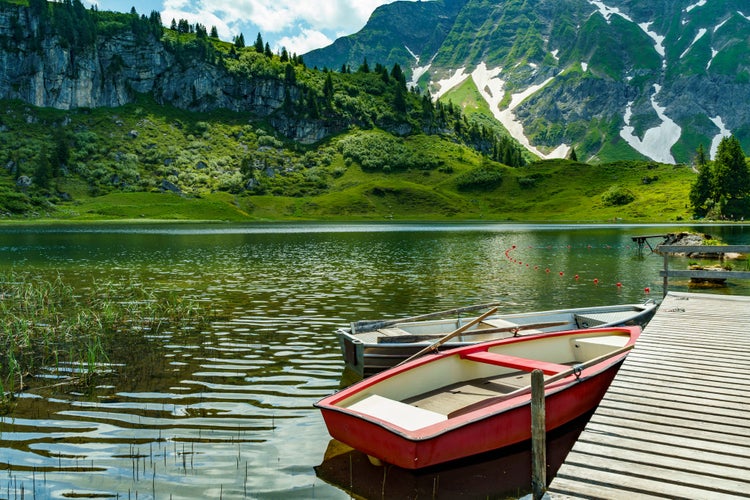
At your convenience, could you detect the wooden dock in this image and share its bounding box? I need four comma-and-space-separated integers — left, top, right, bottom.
548, 292, 750, 499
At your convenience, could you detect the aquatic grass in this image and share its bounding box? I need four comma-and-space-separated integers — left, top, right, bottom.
0, 272, 218, 410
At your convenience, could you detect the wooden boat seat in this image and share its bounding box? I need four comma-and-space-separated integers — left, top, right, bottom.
460, 351, 568, 375
346, 394, 447, 431
481, 318, 519, 329
573, 335, 628, 359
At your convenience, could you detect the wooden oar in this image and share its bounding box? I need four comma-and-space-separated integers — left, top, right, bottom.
396, 307, 499, 366
462, 320, 570, 336
448, 343, 635, 418
351, 301, 506, 333
376, 320, 571, 343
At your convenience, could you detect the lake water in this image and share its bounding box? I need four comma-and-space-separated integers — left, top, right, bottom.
1, 222, 748, 499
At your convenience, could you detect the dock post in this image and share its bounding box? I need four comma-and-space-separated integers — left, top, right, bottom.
531, 369, 546, 499
662, 250, 669, 297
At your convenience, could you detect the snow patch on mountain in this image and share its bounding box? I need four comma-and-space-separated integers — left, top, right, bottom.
410, 64, 431, 88
620, 85, 681, 164
686, 0, 707, 13
680, 29, 707, 58
639, 22, 666, 58
714, 18, 730, 33
433, 68, 469, 99
471, 63, 568, 160
709, 116, 732, 159
708, 48, 718, 70
588, 0, 629, 22
740, 11, 750, 22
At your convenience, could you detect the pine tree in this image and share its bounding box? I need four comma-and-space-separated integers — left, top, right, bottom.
284, 63, 296, 85
323, 73, 334, 104
234, 33, 245, 48
714, 136, 749, 200
689, 158, 713, 216
52, 128, 69, 174
254, 33, 264, 53
34, 147, 53, 190
394, 84, 407, 113
694, 143, 708, 168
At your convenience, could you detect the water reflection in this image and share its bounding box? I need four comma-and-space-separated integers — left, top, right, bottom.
315, 412, 591, 499
0, 223, 748, 498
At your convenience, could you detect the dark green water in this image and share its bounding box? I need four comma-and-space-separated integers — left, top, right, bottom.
0, 222, 748, 499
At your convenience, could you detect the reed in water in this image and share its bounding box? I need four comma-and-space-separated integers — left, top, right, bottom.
0, 272, 217, 412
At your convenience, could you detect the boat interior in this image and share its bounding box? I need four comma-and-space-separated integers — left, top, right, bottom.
361, 310, 633, 344
340, 331, 631, 431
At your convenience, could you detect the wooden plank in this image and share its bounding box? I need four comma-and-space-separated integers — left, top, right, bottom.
606, 384, 750, 413
583, 420, 750, 457
460, 351, 568, 375
598, 398, 750, 429
576, 431, 750, 469
659, 269, 750, 279
657, 244, 750, 253
611, 364, 749, 393
590, 406, 750, 441
551, 463, 745, 499
568, 440, 750, 485
625, 349, 750, 367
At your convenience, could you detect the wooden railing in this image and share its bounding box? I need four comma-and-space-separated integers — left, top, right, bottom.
656, 244, 750, 296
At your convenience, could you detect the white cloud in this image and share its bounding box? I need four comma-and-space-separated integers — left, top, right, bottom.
162, 0, 414, 51
90, 0, 416, 54
277, 28, 333, 55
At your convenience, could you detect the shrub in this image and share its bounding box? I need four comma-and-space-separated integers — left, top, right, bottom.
601, 185, 635, 206
456, 165, 503, 191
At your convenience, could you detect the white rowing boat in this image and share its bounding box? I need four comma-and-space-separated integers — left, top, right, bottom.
337, 301, 656, 377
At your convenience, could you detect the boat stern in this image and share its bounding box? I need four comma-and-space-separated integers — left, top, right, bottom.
337, 328, 365, 377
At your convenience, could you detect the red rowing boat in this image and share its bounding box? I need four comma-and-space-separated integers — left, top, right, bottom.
315, 326, 640, 469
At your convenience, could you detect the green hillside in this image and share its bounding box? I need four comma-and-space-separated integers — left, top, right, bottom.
0, 96, 695, 223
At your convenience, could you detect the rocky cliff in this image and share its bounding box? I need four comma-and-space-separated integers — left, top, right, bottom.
0, 2, 330, 143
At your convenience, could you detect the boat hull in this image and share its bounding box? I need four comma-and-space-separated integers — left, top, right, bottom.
318, 364, 619, 469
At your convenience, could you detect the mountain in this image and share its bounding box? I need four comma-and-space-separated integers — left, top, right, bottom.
304, 0, 750, 164
304, 0, 468, 74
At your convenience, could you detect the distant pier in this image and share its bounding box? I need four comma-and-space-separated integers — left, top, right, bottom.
631, 234, 669, 256
548, 292, 750, 498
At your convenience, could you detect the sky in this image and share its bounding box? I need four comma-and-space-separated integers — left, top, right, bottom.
87, 0, 415, 55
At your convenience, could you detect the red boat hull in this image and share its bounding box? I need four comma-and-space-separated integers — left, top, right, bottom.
318, 365, 619, 469
316, 326, 639, 469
